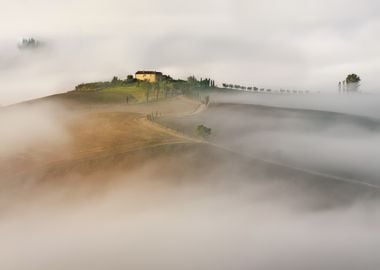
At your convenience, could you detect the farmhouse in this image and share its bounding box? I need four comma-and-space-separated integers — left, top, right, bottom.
135, 71, 163, 83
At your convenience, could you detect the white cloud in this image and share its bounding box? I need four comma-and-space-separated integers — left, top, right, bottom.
1, 0, 380, 104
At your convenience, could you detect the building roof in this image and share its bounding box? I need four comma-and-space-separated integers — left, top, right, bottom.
135, 71, 163, 75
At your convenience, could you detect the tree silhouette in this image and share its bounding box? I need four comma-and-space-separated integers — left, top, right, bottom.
111, 76, 120, 85
345, 74, 361, 92
18, 38, 40, 49
126, 75, 134, 83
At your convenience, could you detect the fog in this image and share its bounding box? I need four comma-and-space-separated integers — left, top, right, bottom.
2, 0, 380, 268
0, 103, 71, 158
1, 173, 380, 270
211, 92, 380, 118
2, 0, 380, 105
1, 95, 380, 269
162, 92, 380, 186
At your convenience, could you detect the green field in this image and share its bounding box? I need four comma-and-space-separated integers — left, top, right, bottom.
50, 81, 187, 105
49, 84, 145, 104
39, 74, 224, 107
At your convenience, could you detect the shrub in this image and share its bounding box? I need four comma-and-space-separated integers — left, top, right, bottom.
195, 125, 212, 138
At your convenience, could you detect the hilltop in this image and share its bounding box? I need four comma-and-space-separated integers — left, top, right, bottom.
41, 73, 217, 108
2, 72, 379, 209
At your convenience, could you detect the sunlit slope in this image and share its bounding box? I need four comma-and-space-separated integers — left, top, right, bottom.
2, 94, 380, 206
0, 97, 201, 183
51, 85, 145, 104
41, 110, 203, 180
36, 99, 380, 207
45, 82, 175, 106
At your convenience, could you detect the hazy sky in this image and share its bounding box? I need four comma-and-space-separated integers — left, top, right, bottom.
1, 0, 380, 104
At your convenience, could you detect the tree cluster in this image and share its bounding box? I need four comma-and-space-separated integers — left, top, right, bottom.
338, 74, 361, 93
187, 76, 216, 88
18, 38, 40, 49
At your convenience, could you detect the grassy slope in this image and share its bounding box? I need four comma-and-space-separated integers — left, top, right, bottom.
0, 95, 202, 186
49, 85, 143, 104
47, 82, 176, 106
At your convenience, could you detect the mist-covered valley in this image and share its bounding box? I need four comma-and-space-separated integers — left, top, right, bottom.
1, 93, 380, 270
160, 93, 380, 186
3, 0, 380, 268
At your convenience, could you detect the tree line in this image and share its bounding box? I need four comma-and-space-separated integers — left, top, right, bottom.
221, 83, 310, 94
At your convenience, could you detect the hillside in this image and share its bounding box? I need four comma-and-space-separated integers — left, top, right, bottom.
2, 88, 380, 210
2, 86, 380, 270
